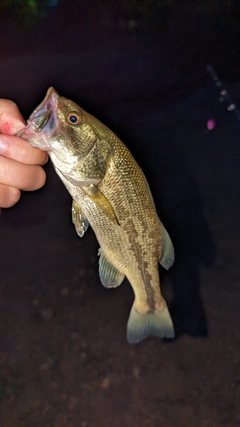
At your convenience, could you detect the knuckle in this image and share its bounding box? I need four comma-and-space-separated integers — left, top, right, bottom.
9, 187, 21, 206
0, 185, 21, 208
7, 100, 17, 109
42, 152, 49, 165
0, 99, 17, 110
36, 149, 49, 166
30, 167, 46, 190
38, 168, 47, 187
0, 158, 12, 182
24, 146, 48, 166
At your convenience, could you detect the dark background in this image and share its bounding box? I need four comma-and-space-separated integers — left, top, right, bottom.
0, 1, 239, 426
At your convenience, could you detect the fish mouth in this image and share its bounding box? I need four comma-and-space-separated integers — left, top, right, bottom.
29, 87, 58, 127
16, 87, 59, 150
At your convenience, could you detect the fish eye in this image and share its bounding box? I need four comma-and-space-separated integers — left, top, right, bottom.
67, 112, 82, 125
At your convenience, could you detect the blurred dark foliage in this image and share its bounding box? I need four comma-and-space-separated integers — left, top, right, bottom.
1, 0, 240, 23
0, 0, 59, 25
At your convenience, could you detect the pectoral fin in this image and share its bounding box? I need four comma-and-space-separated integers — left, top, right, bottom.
72, 200, 89, 237
98, 248, 125, 288
84, 185, 119, 226
159, 223, 175, 270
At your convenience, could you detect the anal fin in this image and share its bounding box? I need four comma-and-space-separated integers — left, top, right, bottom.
98, 248, 125, 288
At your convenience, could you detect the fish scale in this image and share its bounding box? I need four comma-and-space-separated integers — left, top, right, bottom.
17, 87, 175, 343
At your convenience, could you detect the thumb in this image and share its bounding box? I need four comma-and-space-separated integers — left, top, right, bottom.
0, 99, 26, 135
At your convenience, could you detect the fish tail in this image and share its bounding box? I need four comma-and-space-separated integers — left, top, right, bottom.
127, 299, 174, 344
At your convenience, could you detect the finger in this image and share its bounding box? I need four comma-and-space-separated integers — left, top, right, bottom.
0, 183, 21, 208
0, 134, 48, 165
0, 99, 26, 135
0, 156, 47, 191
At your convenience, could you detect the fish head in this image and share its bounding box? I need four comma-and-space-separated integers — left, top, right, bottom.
17, 87, 98, 168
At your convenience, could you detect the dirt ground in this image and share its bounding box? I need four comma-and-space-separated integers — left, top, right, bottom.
0, 1, 240, 426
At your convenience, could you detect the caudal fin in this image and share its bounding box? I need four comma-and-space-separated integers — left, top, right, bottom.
127, 300, 174, 344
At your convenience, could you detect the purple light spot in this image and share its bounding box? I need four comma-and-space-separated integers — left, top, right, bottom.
207, 119, 215, 131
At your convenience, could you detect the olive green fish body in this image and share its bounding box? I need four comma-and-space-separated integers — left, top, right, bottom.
18, 88, 175, 343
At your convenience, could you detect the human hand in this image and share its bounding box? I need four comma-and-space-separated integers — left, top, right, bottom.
0, 99, 48, 208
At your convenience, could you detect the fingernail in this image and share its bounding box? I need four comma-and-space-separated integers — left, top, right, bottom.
0, 136, 8, 154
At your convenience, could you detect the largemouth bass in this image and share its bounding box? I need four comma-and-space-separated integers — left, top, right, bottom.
18, 87, 175, 343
